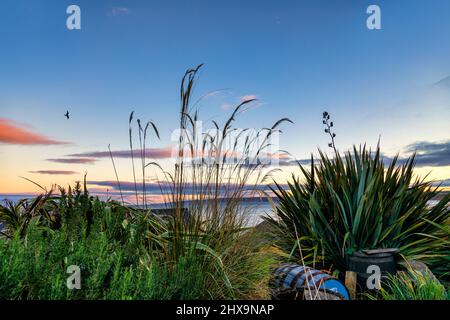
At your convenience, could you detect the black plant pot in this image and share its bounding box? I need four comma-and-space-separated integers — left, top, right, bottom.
347, 248, 399, 292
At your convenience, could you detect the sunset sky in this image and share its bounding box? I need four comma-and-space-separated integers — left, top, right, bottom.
1, 0, 449, 202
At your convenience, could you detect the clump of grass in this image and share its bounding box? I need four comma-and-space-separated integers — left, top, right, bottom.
368, 270, 448, 300
117, 64, 290, 299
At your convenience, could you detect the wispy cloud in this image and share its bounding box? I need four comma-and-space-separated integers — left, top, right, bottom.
433, 75, 450, 89
221, 94, 259, 110
221, 103, 233, 111
67, 147, 173, 159
431, 179, 450, 187
29, 170, 78, 175
240, 95, 258, 102
0, 118, 69, 145
47, 158, 97, 164
107, 7, 131, 16
402, 140, 450, 167
261, 140, 450, 169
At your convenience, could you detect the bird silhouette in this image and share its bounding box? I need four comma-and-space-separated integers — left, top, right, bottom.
64, 110, 70, 119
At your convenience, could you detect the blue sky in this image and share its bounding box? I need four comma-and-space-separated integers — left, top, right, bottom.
0, 0, 449, 195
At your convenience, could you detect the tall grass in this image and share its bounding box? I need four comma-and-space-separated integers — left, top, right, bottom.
112, 64, 291, 298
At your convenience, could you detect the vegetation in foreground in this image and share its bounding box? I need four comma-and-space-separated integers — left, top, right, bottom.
368, 269, 448, 300
0, 184, 275, 299
0, 65, 283, 299
266, 144, 450, 282
0, 66, 448, 300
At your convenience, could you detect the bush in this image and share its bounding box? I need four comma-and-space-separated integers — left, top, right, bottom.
266, 145, 450, 280
368, 270, 448, 300
0, 197, 215, 300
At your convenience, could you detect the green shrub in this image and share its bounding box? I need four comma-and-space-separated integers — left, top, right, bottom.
368, 270, 448, 300
0, 203, 209, 300
266, 145, 450, 280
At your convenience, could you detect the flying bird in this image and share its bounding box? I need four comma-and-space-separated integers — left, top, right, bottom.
64, 110, 70, 119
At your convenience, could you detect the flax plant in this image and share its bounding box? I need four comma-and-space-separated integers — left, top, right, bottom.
266, 145, 450, 280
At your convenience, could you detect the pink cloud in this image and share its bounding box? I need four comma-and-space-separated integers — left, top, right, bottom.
29, 170, 78, 175
0, 118, 69, 145
67, 146, 173, 159
221, 95, 258, 111
221, 103, 233, 111
47, 158, 97, 164
263, 152, 291, 160
240, 95, 258, 102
